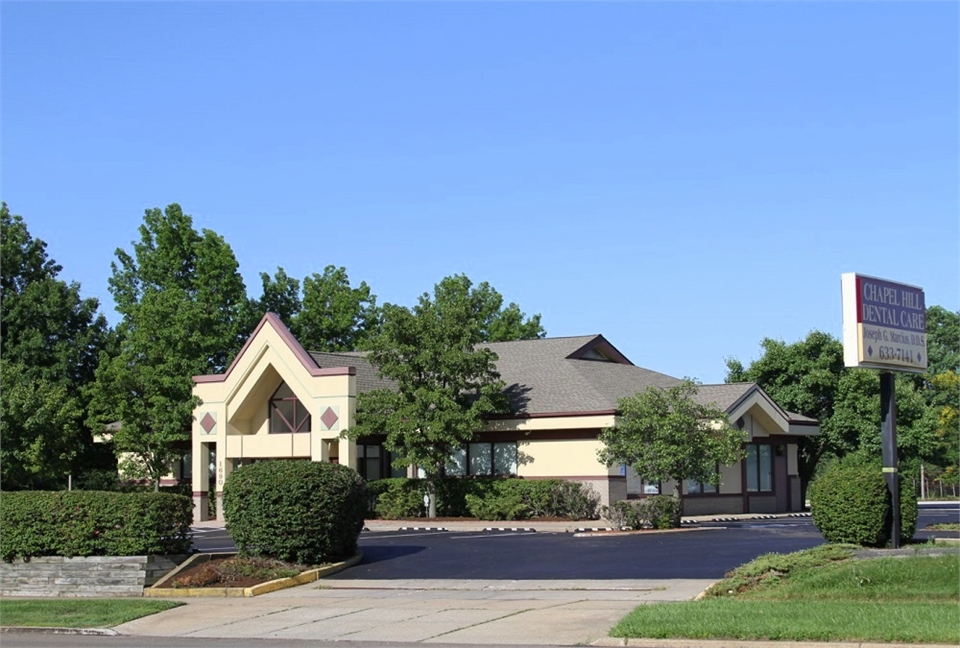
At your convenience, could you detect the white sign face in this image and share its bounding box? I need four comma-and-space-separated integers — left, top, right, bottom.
841, 273, 927, 373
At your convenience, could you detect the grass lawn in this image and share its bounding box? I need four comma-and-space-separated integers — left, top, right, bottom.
0, 599, 183, 628
928, 522, 960, 530
611, 546, 960, 644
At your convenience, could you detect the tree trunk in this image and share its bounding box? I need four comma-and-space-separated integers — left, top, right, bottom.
426, 479, 437, 518
797, 437, 824, 510
673, 482, 684, 526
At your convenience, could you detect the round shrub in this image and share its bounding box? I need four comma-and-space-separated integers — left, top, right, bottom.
637, 495, 682, 529
222, 460, 366, 564
810, 461, 916, 547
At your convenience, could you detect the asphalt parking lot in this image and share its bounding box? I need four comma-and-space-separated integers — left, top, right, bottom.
190, 504, 958, 581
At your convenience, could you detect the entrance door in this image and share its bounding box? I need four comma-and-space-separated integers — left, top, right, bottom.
774, 445, 789, 511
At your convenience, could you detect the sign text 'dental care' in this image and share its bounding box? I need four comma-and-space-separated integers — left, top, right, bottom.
841, 274, 927, 373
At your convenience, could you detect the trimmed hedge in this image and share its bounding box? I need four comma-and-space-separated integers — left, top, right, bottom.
222, 460, 367, 564
367, 477, 601, 521
0, 491, 192, 562
810, 461, 917, 547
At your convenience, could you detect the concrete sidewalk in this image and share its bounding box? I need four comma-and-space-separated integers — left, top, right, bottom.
108, 576, 953, 648
114, 576, 715, 645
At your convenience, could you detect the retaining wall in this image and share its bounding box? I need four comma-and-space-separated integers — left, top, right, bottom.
0, 554, 188, 597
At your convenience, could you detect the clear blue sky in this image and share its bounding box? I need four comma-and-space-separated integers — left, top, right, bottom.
3, 2, 957, 384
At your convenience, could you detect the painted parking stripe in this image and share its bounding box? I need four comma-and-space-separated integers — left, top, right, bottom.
452, 532, 539, 539
359, 531, 450, 540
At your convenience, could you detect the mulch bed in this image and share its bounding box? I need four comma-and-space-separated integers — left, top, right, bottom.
158, 556, 312, 589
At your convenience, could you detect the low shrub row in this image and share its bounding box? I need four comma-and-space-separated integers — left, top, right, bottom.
0, 491, 192, 562
601, 495, 683, 529
367, 477, 601, 520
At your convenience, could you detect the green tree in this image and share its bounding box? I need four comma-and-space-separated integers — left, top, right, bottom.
727, 317, 953, 501
89, 204, 249, 489
254, 266, 301, 325
597, 379, 745, 515
0, 203, 108, 489
924, 306, 960, 380
347, 275, 510, 517
293, 265, 380, 351
469, 281, 545, 342
725, 331, 845, 502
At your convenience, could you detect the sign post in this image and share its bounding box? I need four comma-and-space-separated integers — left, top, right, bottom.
879, 372, 899, 546
841, 273, 926, 549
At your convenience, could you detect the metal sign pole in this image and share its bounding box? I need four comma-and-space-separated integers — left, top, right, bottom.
879, 371, 900, 548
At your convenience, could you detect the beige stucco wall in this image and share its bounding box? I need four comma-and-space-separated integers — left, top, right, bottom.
191, 316, 359, 521
516, 438, 617, 478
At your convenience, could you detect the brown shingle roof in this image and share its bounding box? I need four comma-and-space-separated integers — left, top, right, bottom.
303, 336, 813, 425
482, 336, 682, 415
307, 351, 397, 393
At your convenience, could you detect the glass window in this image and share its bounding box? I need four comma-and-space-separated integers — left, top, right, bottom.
468, 442, 492, 475
759, 444, 772, 492
465, 442, 518, 476
180, 452, 193, 480
357, 444, 382, 481
642, 481, 661, 495
493, 443, 518, 476
269, 382, 311, 433
446, 447, 466, 476
687, 479, 717, 494
746, 443, 773, 492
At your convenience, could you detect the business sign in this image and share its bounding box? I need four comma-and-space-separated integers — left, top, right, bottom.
841, 273, 927, 373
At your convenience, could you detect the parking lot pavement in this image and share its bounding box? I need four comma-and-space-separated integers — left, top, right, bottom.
114, 577, 715, 645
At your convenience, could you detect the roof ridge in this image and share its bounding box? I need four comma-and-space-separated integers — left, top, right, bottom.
484, 334, 601, 344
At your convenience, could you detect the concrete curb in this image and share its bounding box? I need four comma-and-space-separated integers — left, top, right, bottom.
0, 626, 118, 636
574, 527, 719, 538
143, 551, 362, 598
360, 512, 816, 534
591, 639, 957, 648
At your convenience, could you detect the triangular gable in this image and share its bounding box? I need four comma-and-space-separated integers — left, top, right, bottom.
565, 335, 633, 365
193, 313, 356, 423
193, 312, 356, 385
725, 384, 791, 435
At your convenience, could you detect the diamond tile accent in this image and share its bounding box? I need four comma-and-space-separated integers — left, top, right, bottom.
200, 412, 216, 434
320, 407, 339, 431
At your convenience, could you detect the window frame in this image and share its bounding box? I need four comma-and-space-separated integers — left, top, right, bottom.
268, 382, 312, 434
687, 464, 720, 495
459, 441, 518, 477
745, 443, 774, 493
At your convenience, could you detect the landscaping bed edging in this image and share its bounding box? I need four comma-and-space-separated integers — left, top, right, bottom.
144, 551, 363, 597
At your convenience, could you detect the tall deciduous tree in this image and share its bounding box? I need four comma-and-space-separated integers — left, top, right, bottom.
924, 306, 960, 381
348, 275, 511, 517
0, 203, 108, 489
725, 331, 844, 502
726, 315, 954, 501
469, 280, 546, 342
597, 380, 745, 515
89, 204, 249, 489
293, 265, 380, 352
255, 267, 301, 325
